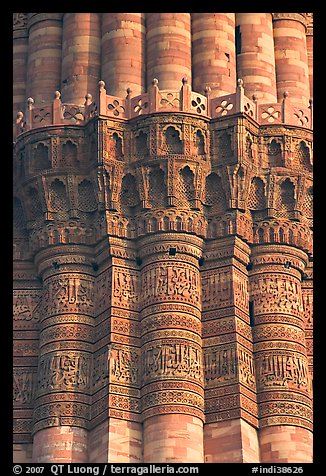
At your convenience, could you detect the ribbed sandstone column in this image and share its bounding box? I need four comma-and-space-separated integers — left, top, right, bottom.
202, 237, 260, 463
191, 13, 236, 96
272, 13, 310, 103
13, 13, 29, 118
32, 246, 95, 463
250, 245, 313, 463
235, 13, 277, 103
146, 13, 191, 90
305, 14, 313, 99
61, 13, 101, 104
26, 13, 63, 103
139, 234, 204, 463
101, 13, 146, 97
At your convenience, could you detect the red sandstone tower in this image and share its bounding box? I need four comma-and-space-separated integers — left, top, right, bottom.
13, 12, 313, 464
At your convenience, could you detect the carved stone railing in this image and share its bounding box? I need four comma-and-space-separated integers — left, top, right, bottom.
14, 78, 313, 140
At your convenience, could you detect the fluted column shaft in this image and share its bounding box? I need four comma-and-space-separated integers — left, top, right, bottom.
32, 246, 95, 463
191, 13, 236, 96
139, 234, 204, 463
272, 13, 310, 103
101, 13, 146, 97
305, 15, 313, 99
250, 245, 313, 463
146, 13, 192, 90
26, 13, 63, 103
13, 13, 29, 117
202, 237, 260, 463
235, 13, 277, 102
61, 13, 101, 104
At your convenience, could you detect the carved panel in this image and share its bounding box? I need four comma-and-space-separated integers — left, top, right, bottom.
204, 344, 256, 390
109, 345, 140, 386
112, 267, 139, 309
202, 267, 232, 310
255, 351, 310, 393
13, 290, 42, 327
204, 345, 237, 386
142, 341, 203, 383
96, 268, 112, 315
42, 275, 95, 316
13, 368, 37, 405
250, 274, 303, 316
37, 351, 92, 395
92, 349, 109, 392
141, 263, 200, 306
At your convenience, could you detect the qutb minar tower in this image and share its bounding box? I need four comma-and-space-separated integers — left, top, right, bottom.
13, 13, 313, 463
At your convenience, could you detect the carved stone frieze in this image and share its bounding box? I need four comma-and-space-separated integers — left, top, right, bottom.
250, 274, 304, 316
255, 351, 310, 392
109, 345, 140, 386
141, 262, 201, 306
37, 351, 92, 395
13, 368, 38, 406
13, 290, 42, 327
142, 341, 203, 383
42, 275, 95, 317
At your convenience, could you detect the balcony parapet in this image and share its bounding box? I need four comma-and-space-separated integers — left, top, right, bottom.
14, 78, 313, 140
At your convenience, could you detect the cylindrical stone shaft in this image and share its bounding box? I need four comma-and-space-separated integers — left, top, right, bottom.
272, 13, 310, 103
101, 13, 146, 97
26, 13, 63, 103
191, 13, 236, 96
146, 13, 192, 90
139, 234, 204, 463
236, 13, 277, 102
61, 13, 101, 104
250, 245, 313, 463
13, 14, 29, 117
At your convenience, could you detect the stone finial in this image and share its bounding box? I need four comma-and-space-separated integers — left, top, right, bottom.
126, 87, 132, 97
54, 91, 61, 99
27, 97, 34, 107
152, 78, 159, 86
237, 78, 244, 88
252, 94, 258, 102
84, 94, 93, 109
16, 111, 24, 120
98, 81, 107, 115
283, 91, 289, 99
182, 76, 188, 85
309, 98, 313, 107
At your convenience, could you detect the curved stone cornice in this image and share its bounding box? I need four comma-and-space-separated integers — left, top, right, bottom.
305, 13, 313, 35
27, 13, 63, 31
13, 13, 28, 39
272, 13, 308, 28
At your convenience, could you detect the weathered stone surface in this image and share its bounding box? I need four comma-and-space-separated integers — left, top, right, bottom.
13, 12, 313, 464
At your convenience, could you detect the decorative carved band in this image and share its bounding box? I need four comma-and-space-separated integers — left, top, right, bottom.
255, 351, 311, 393
37, 351, 92, 395
272, 13, 308, 26
141, 263, 201, 307
142, 341, 203, 383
